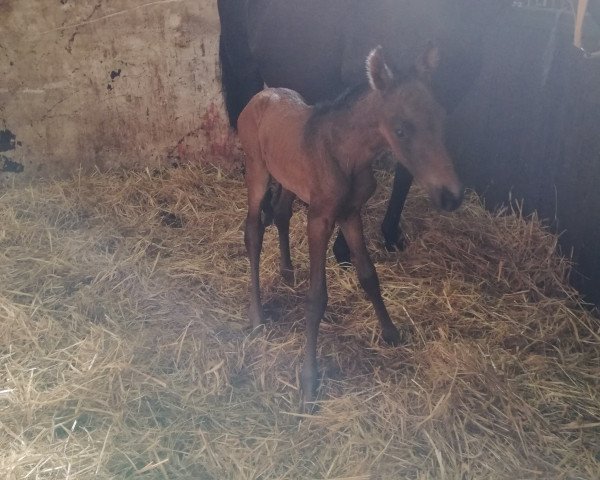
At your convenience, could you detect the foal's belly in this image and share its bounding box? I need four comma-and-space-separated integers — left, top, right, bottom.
259, 103, 314, 204
265, 153, 312, 204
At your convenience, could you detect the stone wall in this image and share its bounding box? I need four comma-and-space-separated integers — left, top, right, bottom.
0, 0, 234, 184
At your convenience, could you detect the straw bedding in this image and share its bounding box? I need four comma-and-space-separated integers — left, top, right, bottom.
0, 164, 598, 479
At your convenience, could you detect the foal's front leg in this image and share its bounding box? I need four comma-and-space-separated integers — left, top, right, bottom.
301, 209, 335, 411
338, 211, 408, 345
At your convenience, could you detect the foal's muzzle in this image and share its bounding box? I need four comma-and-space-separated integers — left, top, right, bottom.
437, 185, 464, 212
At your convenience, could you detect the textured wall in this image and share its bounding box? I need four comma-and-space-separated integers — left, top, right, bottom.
0, 0, 234, 184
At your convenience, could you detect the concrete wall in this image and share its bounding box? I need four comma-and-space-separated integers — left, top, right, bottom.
0, 0, 234, 184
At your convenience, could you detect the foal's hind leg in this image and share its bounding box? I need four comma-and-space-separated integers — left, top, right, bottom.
273, 188, 295, 284
338, 211, 407, 346
244, 166, 271, 328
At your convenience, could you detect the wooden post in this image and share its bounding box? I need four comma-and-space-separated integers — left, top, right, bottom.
574, 0, 589, 48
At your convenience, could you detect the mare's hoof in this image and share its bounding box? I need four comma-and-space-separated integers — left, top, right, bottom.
337, 260, 353, 270
333, 248, 351, 265
383, 233, 406, 252
381, 324, 410, 346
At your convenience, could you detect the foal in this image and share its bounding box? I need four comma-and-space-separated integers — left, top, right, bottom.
237, 46, 463, 409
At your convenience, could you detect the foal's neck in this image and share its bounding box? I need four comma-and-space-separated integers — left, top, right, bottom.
320, 91, 385, 174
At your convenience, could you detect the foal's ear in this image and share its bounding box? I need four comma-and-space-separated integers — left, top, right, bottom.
415, 43, 440, 81
366, 46, 394, 92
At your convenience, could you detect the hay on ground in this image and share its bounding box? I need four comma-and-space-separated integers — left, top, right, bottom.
0, 164, 598, 479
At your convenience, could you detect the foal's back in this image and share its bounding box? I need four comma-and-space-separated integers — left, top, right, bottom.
238, 88, 321, 204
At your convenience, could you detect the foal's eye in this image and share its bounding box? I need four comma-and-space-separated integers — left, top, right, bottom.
395, 128, 406, 139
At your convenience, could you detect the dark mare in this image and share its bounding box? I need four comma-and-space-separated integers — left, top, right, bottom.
237, 47, 462, 409
218, 0, 511, 261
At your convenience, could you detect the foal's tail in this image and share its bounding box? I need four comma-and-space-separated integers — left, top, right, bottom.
217, 0, 264, 130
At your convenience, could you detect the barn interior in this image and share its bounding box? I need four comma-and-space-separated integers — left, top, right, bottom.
1, 1, 599, 478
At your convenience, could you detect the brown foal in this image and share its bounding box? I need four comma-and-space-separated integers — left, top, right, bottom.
237, 46, 463, 410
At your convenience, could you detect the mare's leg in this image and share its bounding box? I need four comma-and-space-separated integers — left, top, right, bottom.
244, 165, 270, 328
301, 208, 335, 411
338, 211, 407, 346
381, 164, 413, 251
273, 188, 296, 284
334, 164, 413, 263
332, 230, 352, 265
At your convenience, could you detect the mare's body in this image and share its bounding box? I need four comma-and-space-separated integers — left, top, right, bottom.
238, 48, 462, 409
218, 0, 511, 259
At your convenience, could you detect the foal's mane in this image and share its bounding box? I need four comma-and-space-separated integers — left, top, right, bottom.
303, 82, 371, 147
303, 68, 413, 147
313, 82, 371, 117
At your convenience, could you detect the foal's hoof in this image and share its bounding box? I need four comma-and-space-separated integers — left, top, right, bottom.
248, 308, 266, 329
381, 324, 409, 346
300, 366, 319, 414
381, 224, 407, 252
299, 390, 319, 415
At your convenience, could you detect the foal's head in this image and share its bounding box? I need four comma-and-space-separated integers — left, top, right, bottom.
366, 46, 463, 211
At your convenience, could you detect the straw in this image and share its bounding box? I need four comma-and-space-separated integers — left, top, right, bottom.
0, 164, 598, 479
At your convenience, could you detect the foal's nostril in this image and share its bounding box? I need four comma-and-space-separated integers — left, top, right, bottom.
439, 186, 463, 212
